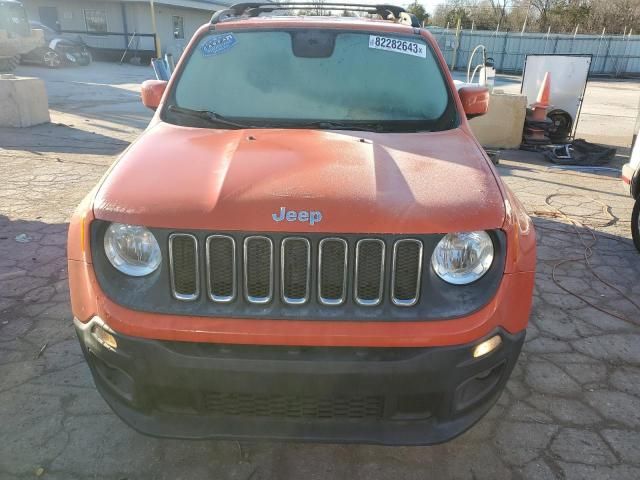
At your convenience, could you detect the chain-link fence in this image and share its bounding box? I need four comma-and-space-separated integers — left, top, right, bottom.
427, 27, 640, 77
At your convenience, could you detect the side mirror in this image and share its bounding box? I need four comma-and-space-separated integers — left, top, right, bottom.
459, 86, 490, 119
141, 80, 167, 110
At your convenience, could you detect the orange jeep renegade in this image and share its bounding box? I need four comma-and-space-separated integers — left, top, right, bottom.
68, 2, 536, 445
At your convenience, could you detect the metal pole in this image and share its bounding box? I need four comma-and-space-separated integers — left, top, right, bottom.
499, 30, 508, 73
602, 36, 612, 75
120, 32, 137, 64
150, 0, 161, 58
121, 3, 129, 50
451, 16, 462, 71
570, 24, 579, 54
594, 27, 605, 74
443, 22, 449, 64
493, 22, 500, 62
521, 2, 530, 35
618, 29, 633, 77
543, 26, 550, 54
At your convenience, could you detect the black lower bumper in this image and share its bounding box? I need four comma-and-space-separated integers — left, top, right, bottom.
75, 318, 525, 445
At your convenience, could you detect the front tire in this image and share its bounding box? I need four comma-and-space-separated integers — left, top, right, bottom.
632, 197, 640, 253
77, 51, 92, 66
42, 49, 62, 68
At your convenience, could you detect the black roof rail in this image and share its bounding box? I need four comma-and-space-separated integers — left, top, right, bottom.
210, 3, 421, 28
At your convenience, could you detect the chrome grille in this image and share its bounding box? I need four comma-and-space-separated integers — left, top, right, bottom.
391, 239, 423, 306
318, 238, 348, 305
169, 233, 199, 300
244, 236, 273, 304
281, 237, 310, 304
168, 234, 426, 308
354, 239, 385, 306
206, 235, 236, 302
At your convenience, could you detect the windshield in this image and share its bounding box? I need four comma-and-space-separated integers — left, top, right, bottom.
167, 29, 456, 131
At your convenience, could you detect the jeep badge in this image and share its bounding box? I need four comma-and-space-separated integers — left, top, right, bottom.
272, 207, 322, 225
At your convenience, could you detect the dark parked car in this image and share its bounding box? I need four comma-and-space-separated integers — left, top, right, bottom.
22, 21, 91, 67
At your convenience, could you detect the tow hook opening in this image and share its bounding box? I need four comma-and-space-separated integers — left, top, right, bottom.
454, 361, 506, 413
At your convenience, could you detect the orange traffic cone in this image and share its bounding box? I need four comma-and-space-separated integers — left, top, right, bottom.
529, 72, 552, 122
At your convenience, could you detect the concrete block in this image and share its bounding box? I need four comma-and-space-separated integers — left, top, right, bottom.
0, 74, 50, 127
469, 91, 527, 149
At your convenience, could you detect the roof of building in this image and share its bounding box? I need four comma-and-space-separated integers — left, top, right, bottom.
119, 0, 239, 10
145, 0, 269, 9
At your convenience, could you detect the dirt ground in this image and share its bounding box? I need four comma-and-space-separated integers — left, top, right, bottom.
1, 62, 639, 479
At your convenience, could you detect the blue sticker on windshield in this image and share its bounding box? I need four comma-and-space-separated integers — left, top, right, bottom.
201, 33, 237, 57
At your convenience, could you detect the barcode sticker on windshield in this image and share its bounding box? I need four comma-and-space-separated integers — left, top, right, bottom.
368, 35, 426, 58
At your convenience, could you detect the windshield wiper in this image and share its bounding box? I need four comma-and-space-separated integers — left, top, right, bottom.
167, 105, 254, 129
297, 121, 383, 132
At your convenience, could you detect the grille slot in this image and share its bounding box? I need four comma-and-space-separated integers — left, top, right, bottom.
354, 239, 385, 306
166, 233, 426, 308
244, 236, 274, 304
203, 392, 384, 419
391, 239, 423, 306
281, 237, 310, 304
169, 233, 199, 301
318, 238, 348, 305
206, 235, 236, 303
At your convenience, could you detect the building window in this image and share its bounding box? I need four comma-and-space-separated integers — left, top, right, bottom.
84, 9, 107, 33
173, 16, 184, 39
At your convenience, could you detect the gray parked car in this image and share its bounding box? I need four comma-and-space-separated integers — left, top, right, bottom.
21, 21, 91, 67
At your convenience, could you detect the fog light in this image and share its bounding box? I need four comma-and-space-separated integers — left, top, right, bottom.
473, 335, 502, 358
92, 324, 118, 350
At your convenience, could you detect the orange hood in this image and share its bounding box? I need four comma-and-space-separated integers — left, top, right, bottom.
93, 122, 505, 234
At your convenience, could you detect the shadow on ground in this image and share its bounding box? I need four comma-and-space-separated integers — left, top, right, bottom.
0, 123, 130, 155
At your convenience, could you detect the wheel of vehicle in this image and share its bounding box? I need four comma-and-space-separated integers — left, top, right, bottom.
632, 196, 640, 253
77, 51, 92, 66
42, 49, 62, 68
547, 109, 573, 144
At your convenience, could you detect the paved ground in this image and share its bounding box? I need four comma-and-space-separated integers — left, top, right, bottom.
1, 62, 639, 479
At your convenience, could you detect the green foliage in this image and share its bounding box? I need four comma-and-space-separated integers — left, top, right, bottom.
407, 1, 430, 25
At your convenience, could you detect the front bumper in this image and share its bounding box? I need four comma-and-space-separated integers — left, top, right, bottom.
76, 317, 525, 445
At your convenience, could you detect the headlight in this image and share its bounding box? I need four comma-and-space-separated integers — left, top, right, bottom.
103, 223, 161, 276
431, 231, 494, 285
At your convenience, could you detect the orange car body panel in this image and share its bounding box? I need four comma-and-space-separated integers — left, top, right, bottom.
68, 256, 532, 347
92, 125, 506, 235
67, 16, 536, 348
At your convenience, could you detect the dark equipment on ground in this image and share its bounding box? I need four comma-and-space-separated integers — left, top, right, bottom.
543, 139, 616, 166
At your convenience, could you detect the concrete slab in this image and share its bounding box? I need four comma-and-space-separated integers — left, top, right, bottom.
468, 91, 527, 148
0, 74, 50, 127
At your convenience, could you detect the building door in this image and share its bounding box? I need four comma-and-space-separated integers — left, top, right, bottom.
38, 6, 60, 31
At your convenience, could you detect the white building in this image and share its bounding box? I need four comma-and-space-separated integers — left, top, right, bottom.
21, 0, 239, 59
